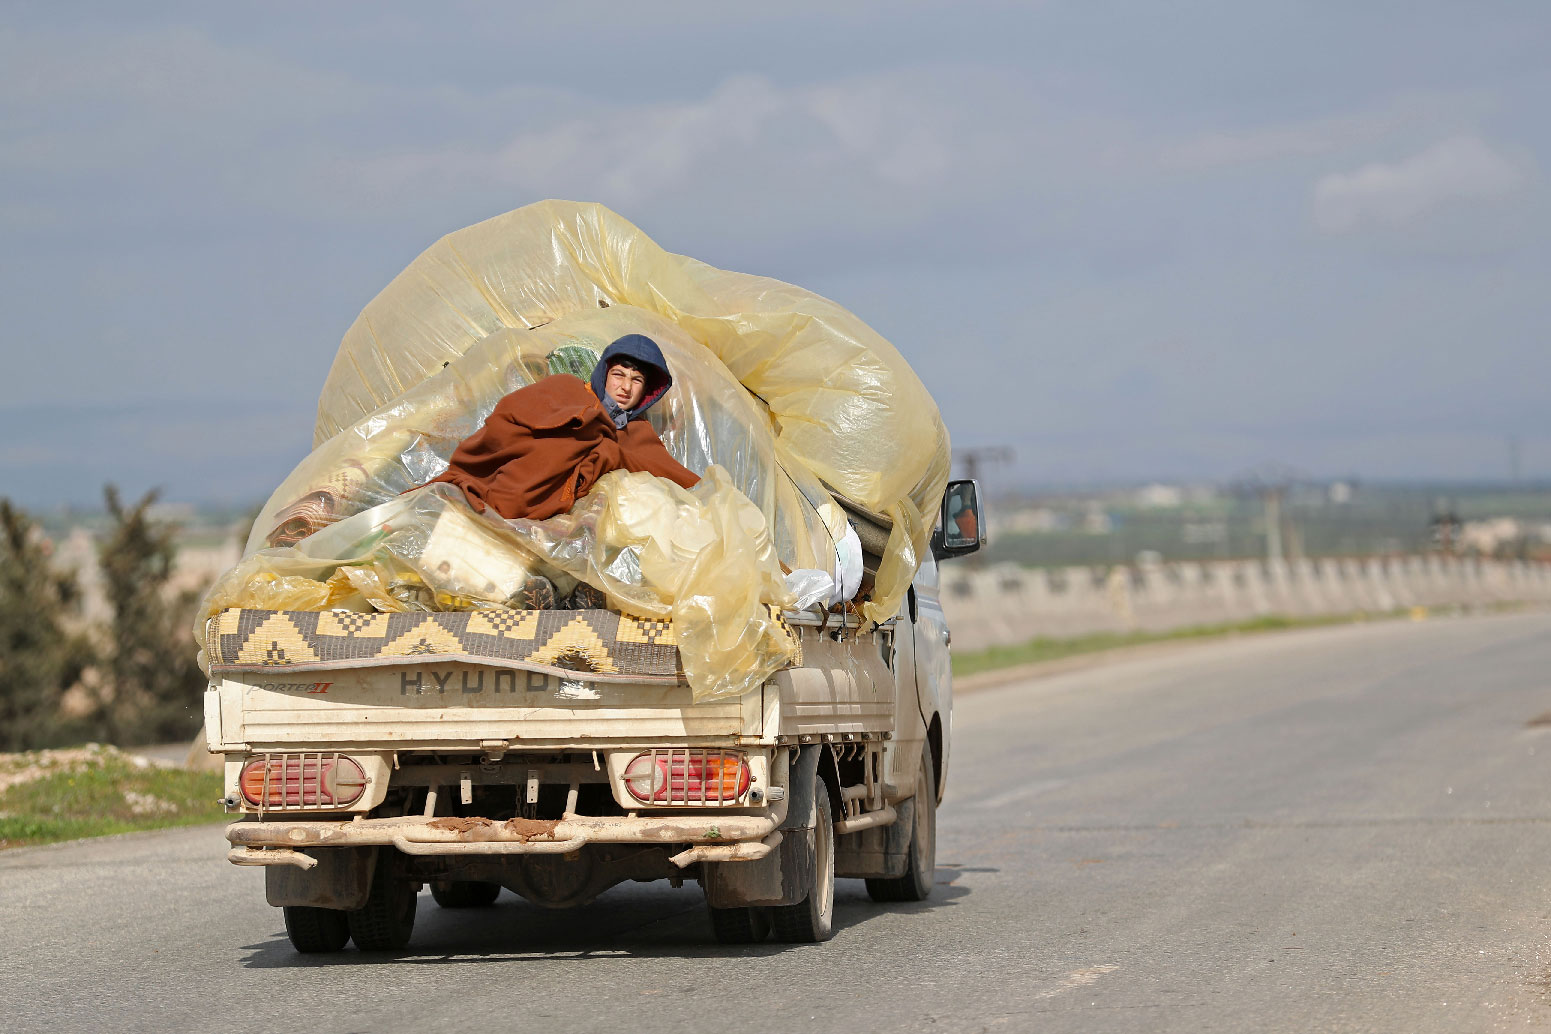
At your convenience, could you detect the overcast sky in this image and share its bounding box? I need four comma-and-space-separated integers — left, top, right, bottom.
3, 2, 1548, 507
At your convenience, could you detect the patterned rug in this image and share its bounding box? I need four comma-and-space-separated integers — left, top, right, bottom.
206, 606, 798, 683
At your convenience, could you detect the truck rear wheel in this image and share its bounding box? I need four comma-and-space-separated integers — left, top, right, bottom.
866, 745, 936, 903
770, 786, 835, 942
706, 904, 772, 944
347, 863, 417, 951
282, 905, 350, 953
431, 880, 501, 908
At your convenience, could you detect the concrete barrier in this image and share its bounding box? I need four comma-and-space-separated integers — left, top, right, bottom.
939, 556, 1551, 654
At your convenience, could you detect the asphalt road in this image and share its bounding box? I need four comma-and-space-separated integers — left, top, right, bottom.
6, 612, 1551, 1033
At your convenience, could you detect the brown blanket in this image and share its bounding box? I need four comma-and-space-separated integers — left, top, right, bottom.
426, 374, 699, 520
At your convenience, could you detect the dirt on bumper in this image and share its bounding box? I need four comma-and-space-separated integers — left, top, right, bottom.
226, 804, 785, 854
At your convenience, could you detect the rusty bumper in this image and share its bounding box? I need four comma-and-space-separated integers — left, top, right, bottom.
227, 798, 787, 870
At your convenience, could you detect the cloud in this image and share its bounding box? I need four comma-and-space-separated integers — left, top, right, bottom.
1312, 136, 1529, 234
338, 67, 1042, 213
1160, 91, 1495, 173
0, 23, 588, 239
0, 26, 369, 171
1164, 123, 1349, 171
308, 61, 1179, 280
2, 22, 1089, 262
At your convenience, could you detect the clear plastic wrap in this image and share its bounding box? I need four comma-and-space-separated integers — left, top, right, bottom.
204, 469, 795, 701
248, 308, 837, 573
205, 200, 951, 700
211, 309, 821, 700
313, 201, 951, 623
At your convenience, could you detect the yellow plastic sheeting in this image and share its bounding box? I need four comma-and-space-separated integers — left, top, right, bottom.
202, 471, 795, 702
500, 467, 796, 700
313, 200, 950, 623
203, 491, 498, 622
247, 306, 839, 574
220, 307, 833, 699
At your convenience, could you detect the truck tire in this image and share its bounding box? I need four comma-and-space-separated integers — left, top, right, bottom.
347, 864, 417, 951
282, 905, 350, 953
866, 745, 936, 903
706, 904, 772, 944
430, 880, 501, 908
770, 786, 835, 943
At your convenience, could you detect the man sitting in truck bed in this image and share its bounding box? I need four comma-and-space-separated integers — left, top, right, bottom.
424, 333, 700, 524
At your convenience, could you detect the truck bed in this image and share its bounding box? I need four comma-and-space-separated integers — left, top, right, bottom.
205, 606, 896, 750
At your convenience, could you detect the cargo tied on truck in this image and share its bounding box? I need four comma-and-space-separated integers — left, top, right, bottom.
199, 200, 983, 952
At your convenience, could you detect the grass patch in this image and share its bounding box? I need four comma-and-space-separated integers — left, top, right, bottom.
0, 749, 225, 850
951, 612, 1390, 678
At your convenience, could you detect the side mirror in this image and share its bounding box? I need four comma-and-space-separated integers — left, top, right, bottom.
931, 478, 983, 561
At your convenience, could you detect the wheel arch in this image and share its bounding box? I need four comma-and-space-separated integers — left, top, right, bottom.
927, 712, 946, 804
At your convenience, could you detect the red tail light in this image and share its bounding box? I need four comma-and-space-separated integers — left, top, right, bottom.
239, 754, 367, 810
623, 750, 750, 805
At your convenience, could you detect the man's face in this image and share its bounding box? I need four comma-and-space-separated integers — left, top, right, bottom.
605, 362, 647, 410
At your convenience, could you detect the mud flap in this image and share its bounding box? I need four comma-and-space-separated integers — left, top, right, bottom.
266, 847, 377, 910
834, 796, 913, 879
702, 746, 819, 908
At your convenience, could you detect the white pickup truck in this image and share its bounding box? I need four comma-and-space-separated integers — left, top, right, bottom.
207, 487, 983, 952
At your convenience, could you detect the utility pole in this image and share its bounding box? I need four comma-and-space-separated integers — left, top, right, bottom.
1263, 485, 1284, 563
1231, 463, 1303, 565
953, 446, 1013, 485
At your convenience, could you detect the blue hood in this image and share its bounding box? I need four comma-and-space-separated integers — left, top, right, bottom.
589, 334, 674, 422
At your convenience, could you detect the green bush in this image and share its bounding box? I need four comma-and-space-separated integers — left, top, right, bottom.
0, 501, 94, 750
0, 751, 225, 849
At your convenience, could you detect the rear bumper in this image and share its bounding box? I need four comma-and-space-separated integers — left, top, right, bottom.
226, 798, 787, 870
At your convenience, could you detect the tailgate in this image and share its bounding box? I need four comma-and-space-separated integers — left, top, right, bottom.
210, 664, 765, 747
205, 607, 771, 749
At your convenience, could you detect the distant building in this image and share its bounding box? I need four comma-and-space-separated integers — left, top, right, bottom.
1457, 517, 1543, 557
1000, 506, 1069, 534
1135, 483, 1183, 509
